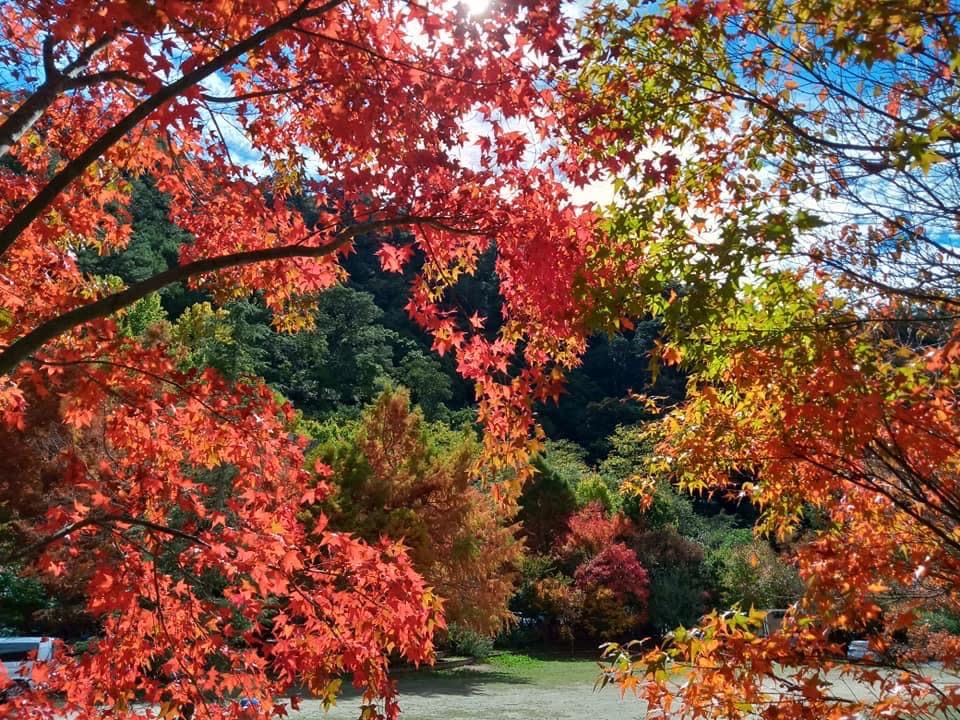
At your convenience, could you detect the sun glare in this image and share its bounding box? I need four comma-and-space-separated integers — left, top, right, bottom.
463, 0, 490, 16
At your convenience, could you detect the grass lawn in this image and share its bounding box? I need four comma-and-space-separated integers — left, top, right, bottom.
289, 652, 643, 720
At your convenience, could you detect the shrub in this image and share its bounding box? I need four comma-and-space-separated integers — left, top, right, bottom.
518, 458, 577, 555
556, 501, 634, 568
632, 527, 711, 631
920, 608, 960, 636
574, 543, 649, 604
443, 624, 495, 659
574, 473, 620, 513
0, 569, 54, 634
572, 543, 650, 637
711, 539, 803, 610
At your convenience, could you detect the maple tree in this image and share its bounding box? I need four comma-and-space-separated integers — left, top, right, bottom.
578, 0, 960, 717
0, 1, 603, 718
7, 0, 960, 718
571, 542, 650, 637
556, 500, 634, 568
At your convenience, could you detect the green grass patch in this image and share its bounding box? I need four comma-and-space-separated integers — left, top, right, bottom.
483, 652, 604, 687
487, 652, 548, 671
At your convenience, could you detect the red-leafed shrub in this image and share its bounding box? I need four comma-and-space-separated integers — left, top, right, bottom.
523, 503, 649, 638
569, 542, 650, 637
557, 501, 635, 566
574, 542, 650, 605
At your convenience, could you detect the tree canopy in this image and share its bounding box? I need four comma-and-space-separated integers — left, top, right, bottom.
584, 0, 960, 717
4, 0, 960, 719
0, 2, 600, 718
308, 388, 521, 636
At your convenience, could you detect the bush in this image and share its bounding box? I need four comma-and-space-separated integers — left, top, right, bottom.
0, 569, 53, 634
573, 542, 650, 637
510, 554, 556, 618
443, 624, 494, 659
632, 527, 711, 631
556, 501, 634, 570
710, 539, 803, 610
907, 616, 960, 662
517, 459, 577, 555
574, 473, 620, 513
541, 440, 592, 487
920, 608, 960, 635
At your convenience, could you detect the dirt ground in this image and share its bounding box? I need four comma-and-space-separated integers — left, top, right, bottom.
289, 656, 637, 720
286, 654, 960, 720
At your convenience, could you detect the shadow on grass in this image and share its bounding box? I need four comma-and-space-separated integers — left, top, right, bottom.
299, 652, 605, 704
330, 667, 533, 700
402, 668, 534, 697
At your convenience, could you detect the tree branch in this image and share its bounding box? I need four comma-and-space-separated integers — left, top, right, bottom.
61, 33, 119, 77
201, 80, 323, 104
108, 513, 212, 549
0, 32, 117, 160
818, 257, 960, 309
65, 70, 147, 90
291, 27, 502, 87
0, 0, 346, 258
30, 357, 238, 425
3, 513, 211, 565
0, 215, 482, 377
41, 36, 58, 80
4, 517, 102, 565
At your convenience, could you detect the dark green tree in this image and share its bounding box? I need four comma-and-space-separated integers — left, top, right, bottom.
516, 457, 578, 556
264, 286, 399, 416
77, 176, 199, 317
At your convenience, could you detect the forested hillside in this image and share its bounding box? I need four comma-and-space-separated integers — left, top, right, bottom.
80, 177, 686, 450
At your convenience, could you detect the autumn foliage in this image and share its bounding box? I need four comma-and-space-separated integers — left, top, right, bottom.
584, 0, 960, 716
1, 359, 442, 720
572, 543, 650, 636
5, 0, 960, 718
308, 388, 521, 637
0, 0, 601, 718
556, 501, 635, 566
525, 501, 650, 640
